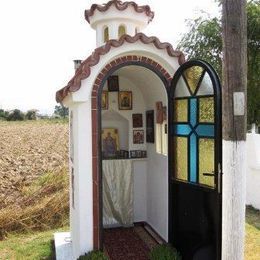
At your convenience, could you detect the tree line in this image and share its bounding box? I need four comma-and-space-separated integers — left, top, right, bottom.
0, 105, 68, 121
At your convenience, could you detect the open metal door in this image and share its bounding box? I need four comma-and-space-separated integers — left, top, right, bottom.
168, 60, 222, 260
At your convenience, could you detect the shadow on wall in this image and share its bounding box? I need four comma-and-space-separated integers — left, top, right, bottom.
246, 133, 260, 210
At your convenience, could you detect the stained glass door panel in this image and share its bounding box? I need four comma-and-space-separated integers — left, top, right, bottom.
169, 60, 222, 260
172, 62, 220, 189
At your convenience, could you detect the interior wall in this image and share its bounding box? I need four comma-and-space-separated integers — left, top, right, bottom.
102, 77, 146, 151
101, 74, 148, 224
144, 73, 168, 241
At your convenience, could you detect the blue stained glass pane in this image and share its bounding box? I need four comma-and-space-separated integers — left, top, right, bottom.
175, 124, 191, 136
190, 133, 197, 182
189, 98, 197, 127
196, 125, 215, 137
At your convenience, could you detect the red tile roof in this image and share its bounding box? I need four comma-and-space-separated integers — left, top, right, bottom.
85, 0, 154, 23
56, 33, 185, 103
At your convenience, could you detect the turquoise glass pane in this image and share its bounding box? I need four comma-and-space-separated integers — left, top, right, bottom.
196, 125, 214, 137
175, 124, 191, 136
189, 98, 197, 127
190, 133, 197, 182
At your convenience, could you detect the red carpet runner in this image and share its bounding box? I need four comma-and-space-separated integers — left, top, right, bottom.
104, 227, 157, 260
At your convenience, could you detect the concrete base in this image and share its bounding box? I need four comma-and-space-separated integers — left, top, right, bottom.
54, 232, 73, 260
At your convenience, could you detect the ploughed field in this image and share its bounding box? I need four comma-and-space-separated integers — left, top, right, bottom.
0, 120, 69, 238
0, 120, 68, 206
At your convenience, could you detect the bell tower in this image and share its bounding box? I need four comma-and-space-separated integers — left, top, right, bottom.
85, 0, 154, 46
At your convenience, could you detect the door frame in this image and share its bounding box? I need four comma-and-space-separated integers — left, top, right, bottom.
94, 57, 171, 249
168, 59, 222, 259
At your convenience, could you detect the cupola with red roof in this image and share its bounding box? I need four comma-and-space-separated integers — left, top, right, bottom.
85, 0, 154, 46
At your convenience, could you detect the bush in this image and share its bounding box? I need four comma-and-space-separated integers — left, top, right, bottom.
78, 250, 108, 260
6, 109, 24, 121
149, 244, 182, 260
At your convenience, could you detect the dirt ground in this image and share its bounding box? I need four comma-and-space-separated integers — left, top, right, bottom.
0, 120, 68, 207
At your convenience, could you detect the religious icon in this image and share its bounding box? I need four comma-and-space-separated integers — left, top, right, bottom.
118, 91, 132, 110
163, 106, 167, 121
156, 101, 163, 124
102, 128, 119, 158
132, 113, 143, 128
146, 110, 154, 143
107, 75, 119, 92
133, 130, 144, 144
102, 91, 108, 110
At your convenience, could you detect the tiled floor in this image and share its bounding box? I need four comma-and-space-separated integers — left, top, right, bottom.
103, 225, 158, 260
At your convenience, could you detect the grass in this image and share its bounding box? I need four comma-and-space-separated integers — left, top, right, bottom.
0, 170, 69, 238
0, 227, 68, 260
245, 206, 260, 259
0, 207, 258, 260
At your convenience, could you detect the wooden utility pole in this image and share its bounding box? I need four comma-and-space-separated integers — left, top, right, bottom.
222, 0, 247, 260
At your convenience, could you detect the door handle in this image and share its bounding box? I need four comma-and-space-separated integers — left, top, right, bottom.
203, 172, 215, 177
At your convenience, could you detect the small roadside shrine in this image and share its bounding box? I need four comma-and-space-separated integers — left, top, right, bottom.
56, 1, 225, 259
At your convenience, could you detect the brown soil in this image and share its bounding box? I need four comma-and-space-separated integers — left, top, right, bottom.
0, 120, 68, 208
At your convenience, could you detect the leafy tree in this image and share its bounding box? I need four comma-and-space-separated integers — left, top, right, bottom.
7, 109, 25, 121
178, 0, 260, 124
25, 109, 38, 120
54, 105, 69, 118
0, 109, 9, 120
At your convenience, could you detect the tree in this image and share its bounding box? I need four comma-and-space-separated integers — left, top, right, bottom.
54, 105, 69, 118
178, 0, 260, 124
0, 109, 9, 120
7, 109, 25, 121
25, 109, 38, 120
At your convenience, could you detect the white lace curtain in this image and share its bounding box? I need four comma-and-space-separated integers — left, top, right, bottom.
102, 159, 134, 227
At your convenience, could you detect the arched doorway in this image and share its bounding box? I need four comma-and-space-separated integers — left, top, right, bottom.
92, 57, 171, 251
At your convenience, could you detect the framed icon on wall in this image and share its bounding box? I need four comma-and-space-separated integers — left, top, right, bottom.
132, 113, 143, 128
101, 91, 108, 110
118, 91, 132, 110
146, 110, 154, 143
133, 130, 144, 144
102, 128, 119, 158
107, 75, 119, 92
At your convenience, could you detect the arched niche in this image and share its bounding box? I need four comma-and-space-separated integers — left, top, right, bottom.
104, 26, 109, 42
118, 25, 126, 38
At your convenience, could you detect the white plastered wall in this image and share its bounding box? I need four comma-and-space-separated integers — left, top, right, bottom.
63, 42, 180, 258
66, 99, 93, 259
246, 133, 260, 210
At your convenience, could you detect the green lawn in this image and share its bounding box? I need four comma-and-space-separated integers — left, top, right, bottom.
245, 206, 260, 260
0, 207, 259, 260
0, 227, 68, 260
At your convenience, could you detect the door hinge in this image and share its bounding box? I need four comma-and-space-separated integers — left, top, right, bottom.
218, 163, 222, 194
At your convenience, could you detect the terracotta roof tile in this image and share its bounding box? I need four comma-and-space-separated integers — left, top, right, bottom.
56, 33, 185, 103
85, 0, 154, 23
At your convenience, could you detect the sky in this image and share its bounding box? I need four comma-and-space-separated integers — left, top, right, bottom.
0, 0, 220, 115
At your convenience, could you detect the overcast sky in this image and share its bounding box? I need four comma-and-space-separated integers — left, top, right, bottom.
0, 0, 219, 115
